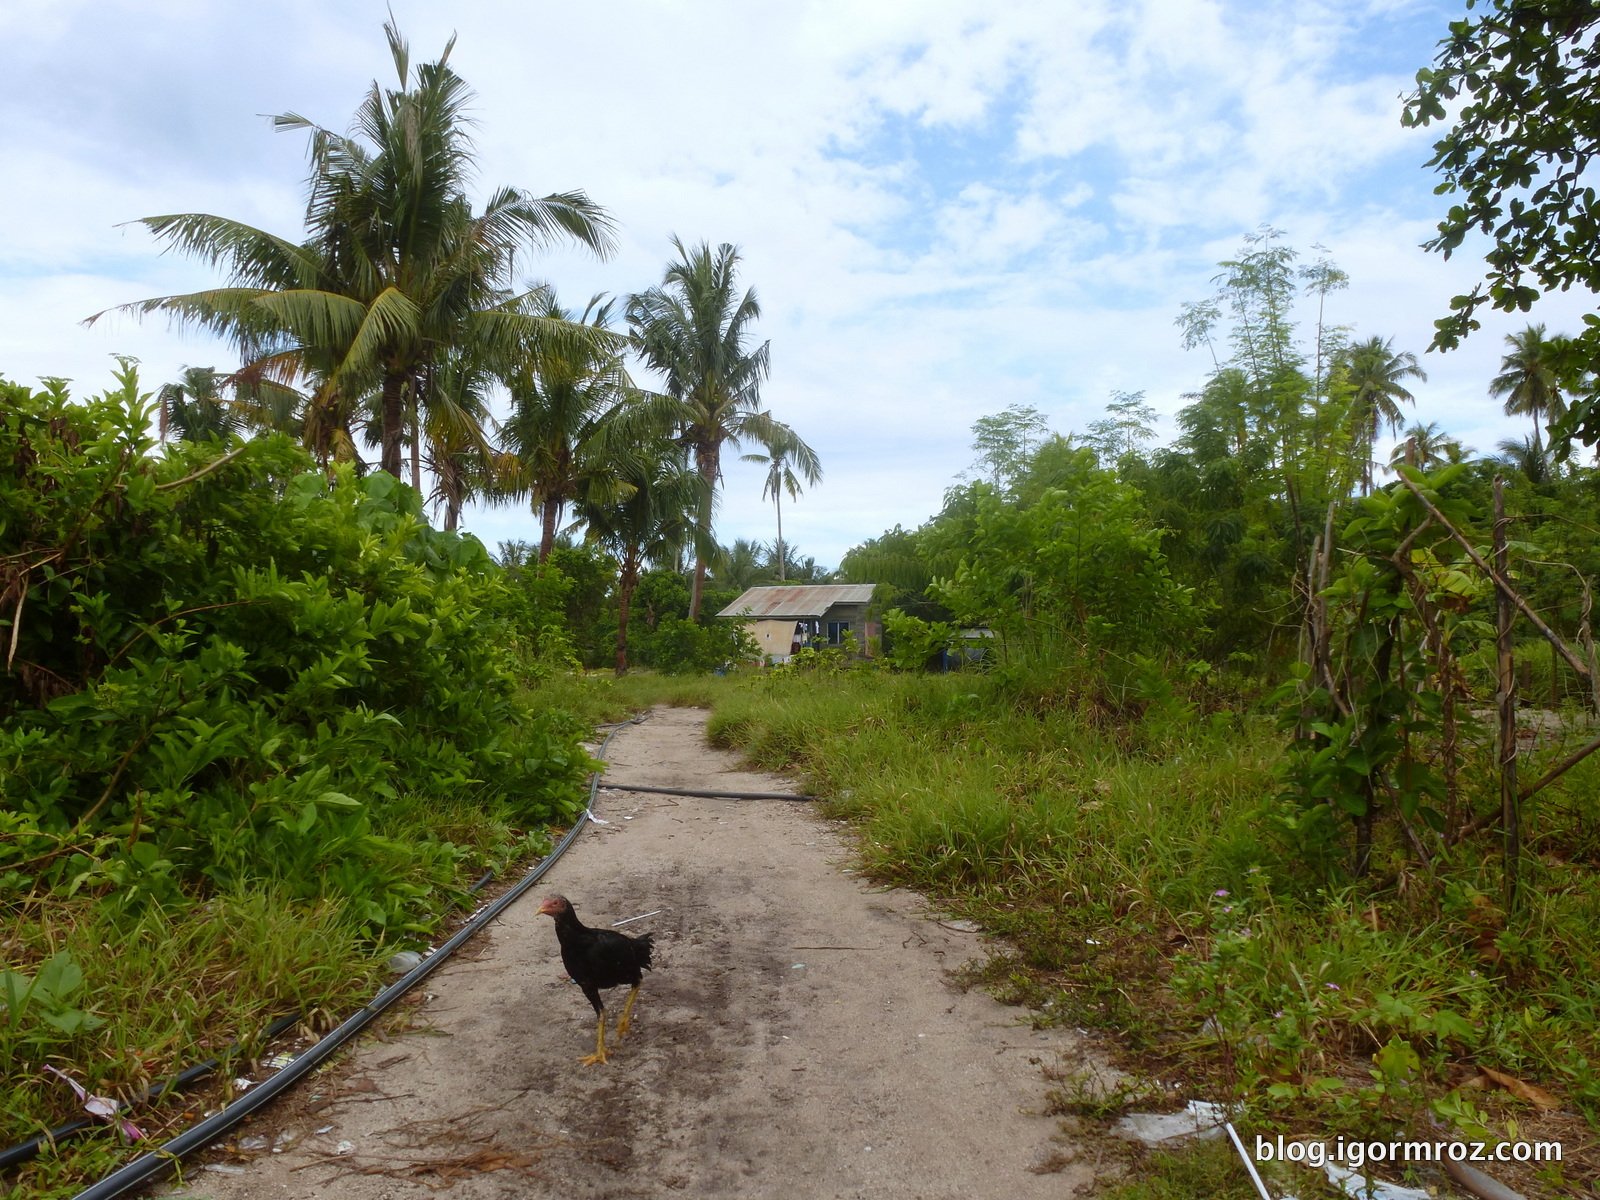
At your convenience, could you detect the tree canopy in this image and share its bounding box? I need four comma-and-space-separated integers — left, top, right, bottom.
1403, 1, 1600, 446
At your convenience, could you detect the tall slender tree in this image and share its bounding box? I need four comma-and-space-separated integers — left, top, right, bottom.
1490, 324, 1568, 459
740, 441, 810, 581
156, 367, 238, 443
578, 449, 702, 674
1337, 335, 1426, 493
1495, 434, 1553, 486
423, 346, 499, 531
1388, 421, 1465, 470
628, 238, 820, 619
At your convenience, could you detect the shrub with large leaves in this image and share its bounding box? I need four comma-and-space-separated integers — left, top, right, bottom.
1, 365, 588, 927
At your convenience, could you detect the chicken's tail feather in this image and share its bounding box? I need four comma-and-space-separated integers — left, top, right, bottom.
634, 932, 655, 971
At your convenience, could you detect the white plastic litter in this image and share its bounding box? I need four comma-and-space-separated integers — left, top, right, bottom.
386, 950, 424, 975
1321, 1162, 1432, 1200
1112, 1100, 1228, 1145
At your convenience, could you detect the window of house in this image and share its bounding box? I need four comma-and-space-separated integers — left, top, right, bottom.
826, 620, 851, 645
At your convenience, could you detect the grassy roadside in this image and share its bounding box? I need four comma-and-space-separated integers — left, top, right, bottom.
1, 672, 610, 1200
612, 665, 1599, 1198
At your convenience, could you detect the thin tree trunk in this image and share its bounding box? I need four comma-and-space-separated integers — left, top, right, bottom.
380, 373, 405, 479
444, 472, 462, 532
775, 491, 785, 581
688, 441, 720, 622
309, 387, 335, 468
1356, 618, 1396, 879
1494, 478, 1520, 910
615, 554, 639, 675
410, 408, 422, 494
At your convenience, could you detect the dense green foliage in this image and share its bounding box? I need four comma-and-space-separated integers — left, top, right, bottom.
1403, 1, 1600, 452
1, 364, 591, 918
0, 363, 610, 1195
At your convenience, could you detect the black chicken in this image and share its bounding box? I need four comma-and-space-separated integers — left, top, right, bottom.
537, 894, 656, 1065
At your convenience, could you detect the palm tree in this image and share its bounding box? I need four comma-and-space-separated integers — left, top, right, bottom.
500, 291, 639, 560
628, 238, 820, 619
1387, 422, 1467, 471
740, 441, 811, 581
92, 16, 615, 483
1338, 335, 1426, 493
1490, 324, 1568, 458
578, 449, 703, 674
423, 346, 499, 531
714, 538, 771, 592
1494, 435, 1554, 486
156, 367, 239, 443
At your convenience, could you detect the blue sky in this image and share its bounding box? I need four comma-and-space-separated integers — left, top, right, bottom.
3, 0, 1590, 568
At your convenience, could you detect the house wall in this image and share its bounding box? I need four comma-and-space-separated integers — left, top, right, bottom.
737, 604, 877, 662
746, 619, 800, 661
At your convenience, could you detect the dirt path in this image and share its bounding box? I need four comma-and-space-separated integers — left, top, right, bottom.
173, 707, 1101, 1199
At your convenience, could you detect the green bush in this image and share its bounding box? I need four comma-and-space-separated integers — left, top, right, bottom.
0, 366, 590, 928
633, 615, 758, 673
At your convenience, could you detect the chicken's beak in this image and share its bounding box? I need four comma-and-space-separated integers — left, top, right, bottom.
537, 898, 556, 916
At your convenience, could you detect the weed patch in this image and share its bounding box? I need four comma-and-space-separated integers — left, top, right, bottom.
698, 665, 1600, 1196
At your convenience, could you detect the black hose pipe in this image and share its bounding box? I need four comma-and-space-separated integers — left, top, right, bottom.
598, 782, 815, 802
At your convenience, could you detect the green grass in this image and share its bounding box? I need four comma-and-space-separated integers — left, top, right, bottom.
3, 888, 377, 1197
602, 668, 738, 712
1097, 1138, 1264, 1200
682, 662, 1600, 1197
2, 667, 623, 1199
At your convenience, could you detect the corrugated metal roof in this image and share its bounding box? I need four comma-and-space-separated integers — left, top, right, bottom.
717, 584, 875, 619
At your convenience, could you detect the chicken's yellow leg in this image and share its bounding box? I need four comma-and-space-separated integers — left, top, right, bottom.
581, 1013, 608, 1066
615, 986, 641, 1038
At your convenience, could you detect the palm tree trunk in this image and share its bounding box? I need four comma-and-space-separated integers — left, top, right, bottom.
410, 406, 422, 494
443, 466, 463, 531
688, 442, 720, 622
775, 490, 785, 582
538, 497, 560, 562
1362, 410, 1377, 496
615, 552, 640, 675
380, 373, 405, 478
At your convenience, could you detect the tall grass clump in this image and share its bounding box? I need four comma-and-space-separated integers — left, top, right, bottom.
700, 659, 1598, 1195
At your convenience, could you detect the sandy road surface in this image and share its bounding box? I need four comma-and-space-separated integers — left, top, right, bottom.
173, 707, 1100, 1199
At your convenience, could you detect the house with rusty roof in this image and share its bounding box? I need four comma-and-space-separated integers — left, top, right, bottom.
716, 584, 877, 663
